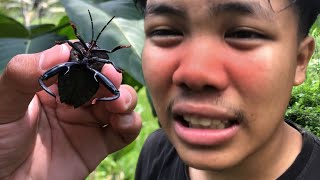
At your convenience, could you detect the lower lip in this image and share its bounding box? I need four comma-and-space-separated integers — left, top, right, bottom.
174, 121, 239, 146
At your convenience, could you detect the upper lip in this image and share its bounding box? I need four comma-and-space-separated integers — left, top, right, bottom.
171, 101, 238, 121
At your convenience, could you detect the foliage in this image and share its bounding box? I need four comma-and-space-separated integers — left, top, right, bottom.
0, 0, 65, 26
310, 17, 320, 38
87, 88, 159, 180
286, 35, 320, 136
59, 0, 145, 86
0, 13, 70, 73
0, 0, 144, 89
0, 0, 148, 179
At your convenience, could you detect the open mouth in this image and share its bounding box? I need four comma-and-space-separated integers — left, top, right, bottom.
175, 114, 239, 129
173, 112, 241, 145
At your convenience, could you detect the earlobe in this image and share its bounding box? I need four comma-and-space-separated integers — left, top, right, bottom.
294, 36, 315, 86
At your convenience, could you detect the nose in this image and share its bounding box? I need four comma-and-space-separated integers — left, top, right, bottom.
172, 38, 230, 91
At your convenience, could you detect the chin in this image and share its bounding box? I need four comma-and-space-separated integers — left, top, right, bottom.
173, 138, 248, 172
182, 152, 242, 171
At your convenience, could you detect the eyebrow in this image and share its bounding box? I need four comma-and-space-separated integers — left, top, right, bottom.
145, 3, 186, 18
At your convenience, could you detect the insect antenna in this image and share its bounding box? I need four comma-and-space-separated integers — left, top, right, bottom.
88, 9, 95, 45
88, 15, 115, 52
96, 16, 115, 42
95, 16, 115, 45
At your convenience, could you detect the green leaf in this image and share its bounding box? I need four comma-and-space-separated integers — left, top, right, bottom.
122, 71, 143, 91
59, 0, 145, 85
0, 14, 29, 38
57, 16, 77, 39
0, 33, 66, 72
30, 24, 56, 38
0, 14, 68, 73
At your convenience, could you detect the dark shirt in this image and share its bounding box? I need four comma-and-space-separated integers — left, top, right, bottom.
135, 121, 320, 180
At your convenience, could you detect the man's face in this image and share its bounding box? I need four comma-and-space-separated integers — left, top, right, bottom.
142, 0, 311, 170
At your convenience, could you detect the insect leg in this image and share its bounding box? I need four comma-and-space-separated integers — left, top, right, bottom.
89, 68, 120, 101
91, 45, 131, 54
70, 22, 89, 50
39, 62, 77, 97
55, 40, 84, 58
91, 57, 123, 73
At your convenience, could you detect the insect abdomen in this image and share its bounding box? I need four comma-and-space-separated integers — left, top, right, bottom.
58, 65, 99, 108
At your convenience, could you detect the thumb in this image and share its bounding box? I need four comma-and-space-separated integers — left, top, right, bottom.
0, 44, 70, 122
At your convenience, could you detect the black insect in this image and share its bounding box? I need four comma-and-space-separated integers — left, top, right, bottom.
39, 10, 130, 108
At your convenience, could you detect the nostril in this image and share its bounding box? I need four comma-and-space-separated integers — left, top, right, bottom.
172, 70, 209, 91
173, 67, 230, 92
177, 83, 192, 91
172, 62, 229, 90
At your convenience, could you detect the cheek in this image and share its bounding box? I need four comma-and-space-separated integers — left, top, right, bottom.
228, 49, 295, 114
142, 45, 178, 112
143, 46, 172, 90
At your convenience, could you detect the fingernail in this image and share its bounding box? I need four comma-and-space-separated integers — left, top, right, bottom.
123, 90, 132, 109
118, 114, 133, 128
39, 44, 69, 70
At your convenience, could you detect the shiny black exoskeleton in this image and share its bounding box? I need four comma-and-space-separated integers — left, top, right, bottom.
39, 10, 130, 108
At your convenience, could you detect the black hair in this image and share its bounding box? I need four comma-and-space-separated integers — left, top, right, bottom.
293, 0, 320, 37
133, 0, 320, 38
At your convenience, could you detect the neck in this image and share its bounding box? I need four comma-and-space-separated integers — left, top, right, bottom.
189, 121, 303, 180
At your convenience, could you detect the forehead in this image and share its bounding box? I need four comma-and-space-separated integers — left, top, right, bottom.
144, 0, 299, 40
145, 0, 294, 15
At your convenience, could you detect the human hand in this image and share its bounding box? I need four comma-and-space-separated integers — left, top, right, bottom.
0, 44, 142, 179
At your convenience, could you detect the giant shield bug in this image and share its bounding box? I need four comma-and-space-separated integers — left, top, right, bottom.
39, 10, 130, 108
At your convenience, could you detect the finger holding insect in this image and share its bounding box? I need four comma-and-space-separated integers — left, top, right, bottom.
100, 62, 123, 88
37, 10, 130, 109
39, 44, 71, 73
89, 63, 123, 103
104, 85, 138, 113
91, 84, 138, 124
102, 111, 142, 154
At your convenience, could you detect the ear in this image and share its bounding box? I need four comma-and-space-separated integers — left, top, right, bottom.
294, 36, 315, 86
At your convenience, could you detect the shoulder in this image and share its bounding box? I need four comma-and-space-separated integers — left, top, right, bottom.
299, 130, 320, 179
138, 129, 173, 158
144, 128, 169, 148
135, 129, 188, 180
284, 120, 320, 180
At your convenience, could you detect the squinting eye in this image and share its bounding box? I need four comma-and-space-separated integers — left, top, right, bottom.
147, 29, 183, 47
148, 29, 183, 37
224, 28, 270, 50
225, 29, 266, 39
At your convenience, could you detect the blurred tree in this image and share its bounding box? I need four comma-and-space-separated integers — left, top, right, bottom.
0, 0, 65, 27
